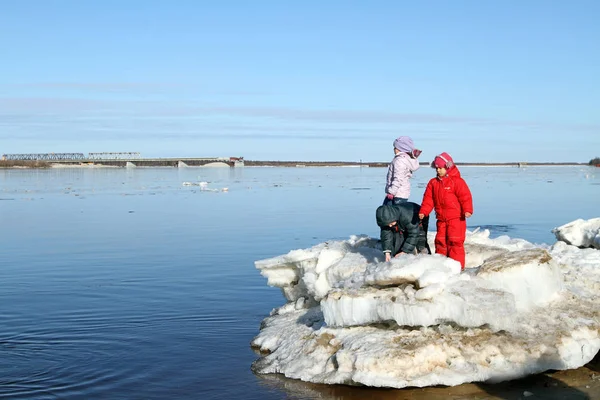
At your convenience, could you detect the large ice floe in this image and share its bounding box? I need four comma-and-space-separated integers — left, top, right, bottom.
251, 218, 600, 389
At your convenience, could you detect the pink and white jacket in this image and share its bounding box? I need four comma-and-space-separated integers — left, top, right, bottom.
385, 152, 420, 199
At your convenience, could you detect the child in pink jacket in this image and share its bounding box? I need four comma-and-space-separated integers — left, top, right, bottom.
384, 136, 422, 205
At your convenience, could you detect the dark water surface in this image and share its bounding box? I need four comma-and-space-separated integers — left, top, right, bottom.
0, 166, 597, 399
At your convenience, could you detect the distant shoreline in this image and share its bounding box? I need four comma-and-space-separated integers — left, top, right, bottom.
244, 160, 590, 168
0, 160, 594, 169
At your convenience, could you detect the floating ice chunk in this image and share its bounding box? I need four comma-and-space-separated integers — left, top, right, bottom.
419, 258, 463, 287
255, 245, 324, 302
321, 277, 517, 330
466, 228, 537, 251
464, 242, 509, 268
322, 248, 562, 329
549, 241, 600, 296
363, 254, 461, 287
553, 217, 600, 249
182, 181, 209, 187
255, 236, 382, 303
415, 283, 444, 300
476, 248, 563, 310
252, 307, 600, 388
252, 222, 600, 389
182, 181, 227, 192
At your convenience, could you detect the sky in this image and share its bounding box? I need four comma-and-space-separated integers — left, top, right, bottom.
1, 0, 599, 162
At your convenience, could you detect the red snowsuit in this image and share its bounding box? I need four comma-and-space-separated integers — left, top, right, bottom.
419, 166, 473, 269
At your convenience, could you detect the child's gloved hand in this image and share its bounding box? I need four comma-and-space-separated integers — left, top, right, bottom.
412, 149, 422, 158
386, 193, 394, 200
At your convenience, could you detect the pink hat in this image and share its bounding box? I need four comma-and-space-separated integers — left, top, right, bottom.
432, 152, 454, 169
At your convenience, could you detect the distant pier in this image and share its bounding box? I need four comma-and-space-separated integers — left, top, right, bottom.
1, 153, 244, 167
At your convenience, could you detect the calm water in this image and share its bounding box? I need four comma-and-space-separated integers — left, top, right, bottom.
0, 165, 597, 399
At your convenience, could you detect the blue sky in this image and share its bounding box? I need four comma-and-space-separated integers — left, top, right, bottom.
1, 0, 598, 162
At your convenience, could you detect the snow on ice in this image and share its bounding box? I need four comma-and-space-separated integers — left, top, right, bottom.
250, 218, 600, 389
553, 217, 600, 250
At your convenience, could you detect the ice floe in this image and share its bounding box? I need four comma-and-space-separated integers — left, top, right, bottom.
182, 181, 228, 192
553, 217, 600, 250
251, 218, 600, 389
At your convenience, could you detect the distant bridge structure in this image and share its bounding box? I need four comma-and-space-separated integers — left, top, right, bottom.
2, 153, 86, 161
1, 153, 244, 167
88, 152, 141, 160
2, 152, 141, 161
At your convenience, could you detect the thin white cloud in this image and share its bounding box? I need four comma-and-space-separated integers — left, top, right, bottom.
0, 97, 598, 133
1, 83, 267, 96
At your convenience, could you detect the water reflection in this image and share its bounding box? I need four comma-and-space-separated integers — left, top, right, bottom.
256, 368, 598, 400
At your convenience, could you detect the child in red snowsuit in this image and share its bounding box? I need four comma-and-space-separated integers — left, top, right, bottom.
418, 152, 473, 269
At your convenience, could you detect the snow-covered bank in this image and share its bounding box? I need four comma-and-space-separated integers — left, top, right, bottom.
251, 218, 600, 389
